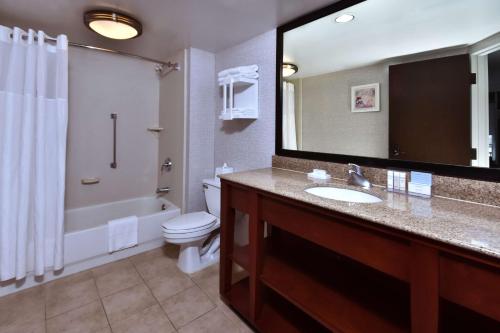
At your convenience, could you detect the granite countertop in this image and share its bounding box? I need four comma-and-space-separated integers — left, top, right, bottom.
219, 168, 500, 259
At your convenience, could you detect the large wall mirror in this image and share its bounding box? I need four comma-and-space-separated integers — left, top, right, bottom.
276, 0, 500, 181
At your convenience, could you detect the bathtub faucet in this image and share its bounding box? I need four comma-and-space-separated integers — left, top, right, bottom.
156, 187, 170, 194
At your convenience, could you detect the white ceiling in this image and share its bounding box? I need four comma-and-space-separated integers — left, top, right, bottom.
0, 0, 338, 62
284, 0, 500, 78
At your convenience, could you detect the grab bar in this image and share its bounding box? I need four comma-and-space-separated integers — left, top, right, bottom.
110, 113, 117, 168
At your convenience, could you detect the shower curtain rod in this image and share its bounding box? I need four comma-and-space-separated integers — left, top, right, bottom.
11, 32, 180, 72
68, 42, 180, 72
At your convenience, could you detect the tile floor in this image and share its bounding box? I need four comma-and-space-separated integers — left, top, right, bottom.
0, 245, 253, 333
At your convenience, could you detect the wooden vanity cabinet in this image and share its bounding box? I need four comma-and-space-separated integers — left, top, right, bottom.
219, 180, 500, 333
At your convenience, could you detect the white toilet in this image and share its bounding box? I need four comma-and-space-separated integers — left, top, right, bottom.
162, 178, 221, 274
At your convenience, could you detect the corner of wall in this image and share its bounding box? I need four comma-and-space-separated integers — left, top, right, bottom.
185, 47, 217, 212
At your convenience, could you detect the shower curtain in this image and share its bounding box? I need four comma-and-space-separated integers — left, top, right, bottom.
0, 26, 68, 281
282, 81, 297, 150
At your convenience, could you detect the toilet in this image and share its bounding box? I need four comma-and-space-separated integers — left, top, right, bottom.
162, 178, 221, 274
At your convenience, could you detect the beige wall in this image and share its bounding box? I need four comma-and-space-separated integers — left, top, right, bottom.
300, 63, 389, 158
65, 47, 160, 209
158, 50, 187, 210
185, 48, 216, 213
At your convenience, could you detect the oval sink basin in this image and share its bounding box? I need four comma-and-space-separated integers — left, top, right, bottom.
305, 186, 382, 203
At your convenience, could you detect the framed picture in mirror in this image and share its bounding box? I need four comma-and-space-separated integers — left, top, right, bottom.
351, 83, 380, 112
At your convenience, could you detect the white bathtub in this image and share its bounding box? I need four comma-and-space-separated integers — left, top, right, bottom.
0, 196, 180, 297
64, 196, 180, 265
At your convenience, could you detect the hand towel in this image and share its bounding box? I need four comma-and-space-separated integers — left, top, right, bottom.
108, 215, 138, 253
218, 64, 258, 78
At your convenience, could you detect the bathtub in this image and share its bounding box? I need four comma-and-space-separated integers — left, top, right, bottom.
0, 196, 180, 297
64, 196, 180, 265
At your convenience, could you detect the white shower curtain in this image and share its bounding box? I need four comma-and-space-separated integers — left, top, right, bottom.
0, 26, 68, 281
282, 81, 297, 150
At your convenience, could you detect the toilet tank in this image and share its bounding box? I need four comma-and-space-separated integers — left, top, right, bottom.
203, 178, 220, 218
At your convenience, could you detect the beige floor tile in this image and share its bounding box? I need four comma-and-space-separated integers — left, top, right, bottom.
0, 285, 45, 329
189, 264, 219, 283
110, 304, 175, 333
92, 259, 142, 297
93, 327, 112, 333
178, 308, 241, 333
132, 253, 178, 282
191, 264, 248, 302
146, 268, 195, 302
190, 265, 220, 301
45, 272, 99, 318
216, 299, 253, 333
46, 301, 109, 333
161, 285, 216, 328
236, 319, 254, 333
101, 283, 156, 324
129, 245, 177, 265
0, 320, 46, 333
92, 259, 132, 277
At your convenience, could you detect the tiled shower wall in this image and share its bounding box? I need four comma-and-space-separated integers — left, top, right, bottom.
66, 47, 159, 209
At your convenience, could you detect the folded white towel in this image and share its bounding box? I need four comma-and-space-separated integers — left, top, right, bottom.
218, 72, 259, 84
108, 215, 138, 253
218, 65, 258, 78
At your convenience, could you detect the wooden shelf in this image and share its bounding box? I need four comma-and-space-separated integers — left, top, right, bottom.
229, 237, 409, 333
225, 278, 330, 333
440, 299, 500, 333
261, 254, 410, 333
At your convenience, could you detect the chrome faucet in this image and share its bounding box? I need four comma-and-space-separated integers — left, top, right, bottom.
161, 158, 173, 173
347, 163, 371, 189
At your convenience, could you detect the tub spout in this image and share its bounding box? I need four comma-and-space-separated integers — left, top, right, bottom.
156, 187, 170, 194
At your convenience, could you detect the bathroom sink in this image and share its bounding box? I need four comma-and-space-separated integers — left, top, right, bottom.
305, 186, 382, 203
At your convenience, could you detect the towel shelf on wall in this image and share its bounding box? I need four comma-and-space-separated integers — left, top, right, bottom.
218, 66, 259, 120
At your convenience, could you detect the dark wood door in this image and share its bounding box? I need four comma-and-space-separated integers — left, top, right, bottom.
389, 54, 472, 166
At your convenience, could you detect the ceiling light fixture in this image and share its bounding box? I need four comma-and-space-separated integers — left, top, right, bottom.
334, 14, 355, 23
282, 63, 298, 77
84, 10, 142, 40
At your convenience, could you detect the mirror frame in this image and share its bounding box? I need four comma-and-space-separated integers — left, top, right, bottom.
276, 0, 500, 182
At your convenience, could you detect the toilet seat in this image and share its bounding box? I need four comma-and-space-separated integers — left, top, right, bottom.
162, 211, 218, 240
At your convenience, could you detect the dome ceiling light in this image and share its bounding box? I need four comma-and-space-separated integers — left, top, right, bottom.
282, 63, 298, 77
334, 14, 355, 23
84, 10, 142, 40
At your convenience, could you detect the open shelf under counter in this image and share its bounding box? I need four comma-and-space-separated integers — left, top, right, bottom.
261, 255, 410, 333
224, 278, 330, 333
230, 234, 410, 333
